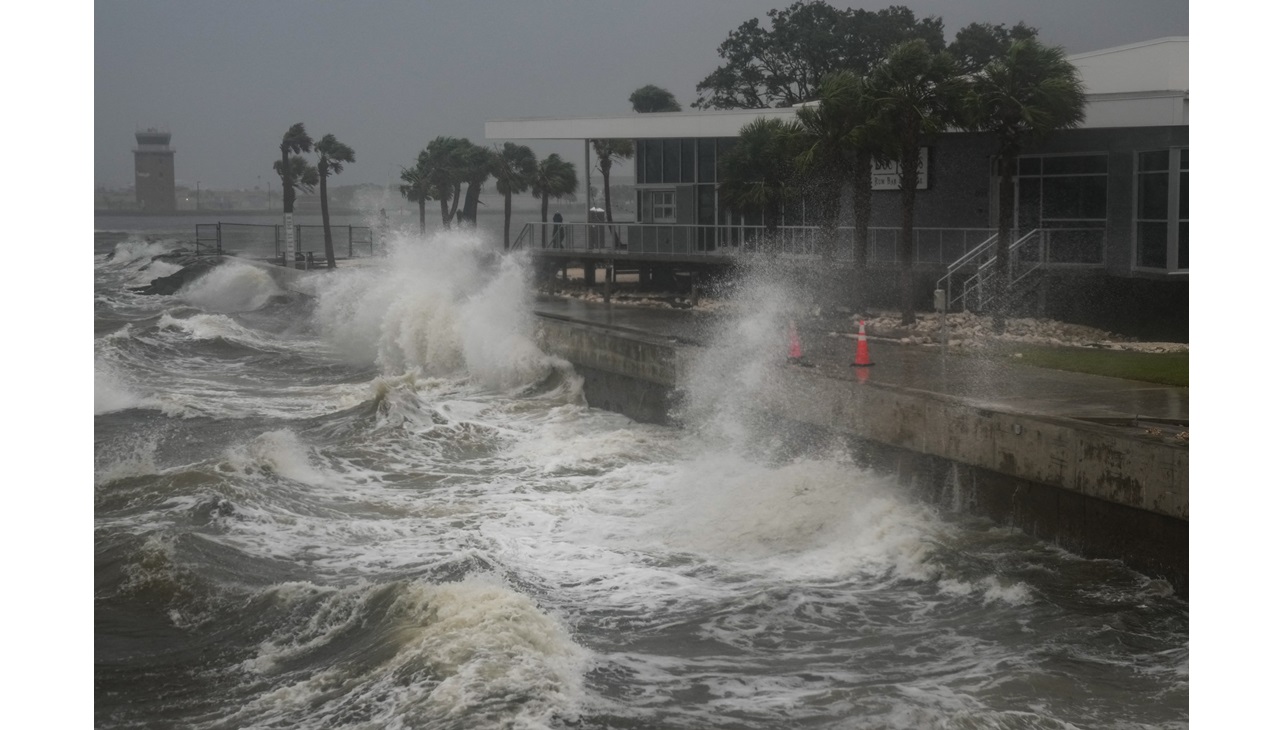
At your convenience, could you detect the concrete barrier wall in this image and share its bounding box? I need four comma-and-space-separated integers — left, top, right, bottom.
535, 315, 1189, 590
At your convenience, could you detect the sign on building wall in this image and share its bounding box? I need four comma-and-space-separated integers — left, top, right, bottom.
871, 147, 929, 190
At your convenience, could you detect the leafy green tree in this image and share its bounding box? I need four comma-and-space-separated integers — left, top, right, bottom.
590, 139, 634, 224
277, 123, 313, 217
694, 2, 943, 109
867, 39, 967, 325
630, 85, 682, 112
491, 142, 538, 250
716, 116, 805, 233
399, 150, 436, 235
530, 154, 578, 247
965, 38, 1085, 331
315, 134, 355, 269
948, 21, 1039, 74
795, 71, 888, 308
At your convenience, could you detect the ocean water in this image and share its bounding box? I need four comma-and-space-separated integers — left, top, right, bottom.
94, 225, 1188, 729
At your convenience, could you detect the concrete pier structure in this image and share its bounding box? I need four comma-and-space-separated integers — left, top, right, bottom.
533, 303, 1188, 594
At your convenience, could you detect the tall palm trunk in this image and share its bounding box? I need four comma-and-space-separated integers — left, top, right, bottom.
320, 169, 336, 268
600, 159, 613, 223
541, 193, 550, 247
280, 147, 294, 215
851, 149, 873, 313
993, 150, 1018, 334
418, 199, 426, 235
898, 135, 921, 326
503, 191, 513, 250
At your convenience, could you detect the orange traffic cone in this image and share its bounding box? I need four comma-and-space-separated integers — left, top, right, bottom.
851, 320, 874, 367
787, 320, 803, 363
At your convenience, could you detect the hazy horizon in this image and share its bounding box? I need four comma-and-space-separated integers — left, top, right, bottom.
95, 1, 1190, 192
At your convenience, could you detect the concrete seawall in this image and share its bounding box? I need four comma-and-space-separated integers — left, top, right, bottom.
536, 314, 1189, 593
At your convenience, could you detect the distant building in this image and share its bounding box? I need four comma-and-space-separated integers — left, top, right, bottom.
134, 129, 176, 212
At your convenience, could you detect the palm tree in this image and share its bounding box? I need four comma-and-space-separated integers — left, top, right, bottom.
399, 150, 434, 235
315, 134, 355, 269
591, 139, 634, 230
966, 38, 1086, 332
868, 40, 967, 325
530, 154, 578, 247
276, 123, 313, 264
273, 155, 318, 263
796, 70, 885, 310
278, 123, 312, 216
491, 143, 538, 250
423, 136, 467, 228
456, 141, 492, 227
716, 117, 804, 234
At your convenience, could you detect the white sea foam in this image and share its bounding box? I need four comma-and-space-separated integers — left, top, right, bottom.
178, 260, 283, 312
221, 429, 327, 486
95, 362, 147, 415
310, 229, 577, 396
234, 575, 587, 729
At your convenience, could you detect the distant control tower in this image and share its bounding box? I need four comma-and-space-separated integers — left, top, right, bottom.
133, 129, 176, 212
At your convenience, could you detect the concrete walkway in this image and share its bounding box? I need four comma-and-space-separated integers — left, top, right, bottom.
532, 296, 1189, 427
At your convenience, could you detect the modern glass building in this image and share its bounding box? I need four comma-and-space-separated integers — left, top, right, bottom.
485, 37, 1188, 333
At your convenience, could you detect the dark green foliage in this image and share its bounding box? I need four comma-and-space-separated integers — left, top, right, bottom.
399, 150, 436, 235
694, 1, 944, 109
591, 139, 634, 223
492, 142, 538, 249
276, 122, 314, 215
965, 39, 1086, 332
315, 134, 355, 268
630, 85, 682, 112
867, 40, 967, 325
948, 21, 1039, 74
716, 117, 806, 231
531, 154, 578, 246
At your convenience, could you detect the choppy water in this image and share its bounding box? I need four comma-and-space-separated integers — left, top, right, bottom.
94, 226, 1188, 729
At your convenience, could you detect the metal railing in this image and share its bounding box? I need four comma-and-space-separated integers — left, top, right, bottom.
192, 222, 378, 262
937, 227, 1106, 312
511, 221, 997, 265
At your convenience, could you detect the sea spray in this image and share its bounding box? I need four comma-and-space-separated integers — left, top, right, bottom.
178, 261, 284, 313
310, 229, 577, 395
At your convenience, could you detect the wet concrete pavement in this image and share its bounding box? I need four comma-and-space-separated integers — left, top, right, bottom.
532, 296, 1189, 425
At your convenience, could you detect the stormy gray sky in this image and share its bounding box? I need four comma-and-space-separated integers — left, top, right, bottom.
94, 0, 1190, 191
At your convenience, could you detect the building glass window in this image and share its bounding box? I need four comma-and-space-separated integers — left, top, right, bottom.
1016, 153, 1108, 264
643, 190, 675, 223
662, 140, 681, 184
697, 139, 716, 183
1135, 148, 1188, 271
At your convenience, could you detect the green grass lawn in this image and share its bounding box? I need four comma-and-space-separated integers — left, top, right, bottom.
983, 344, 1188, 386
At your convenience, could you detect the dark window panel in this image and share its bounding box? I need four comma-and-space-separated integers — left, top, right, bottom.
663, 140, 680, 184
1179, 171, 1188, 220
681, 139, 695, 183
1137, 171, 1169, 220
1018, 157, 1041, 175
1178, 221, 1188, 269
1137, 222, 1168, 268
698, 139, 716, 183
1043, 155, 1108, 176
1138, 150, 1169, 172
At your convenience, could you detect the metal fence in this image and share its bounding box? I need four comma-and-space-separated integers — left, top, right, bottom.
194, 222, 378, 261
513, 221, 998, 266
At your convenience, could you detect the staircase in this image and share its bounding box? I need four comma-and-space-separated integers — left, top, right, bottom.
936, 229, 1046, 313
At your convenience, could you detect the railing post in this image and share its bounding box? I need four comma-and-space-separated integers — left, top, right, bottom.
348, 225, 353, 258
216, 222, 222, 256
